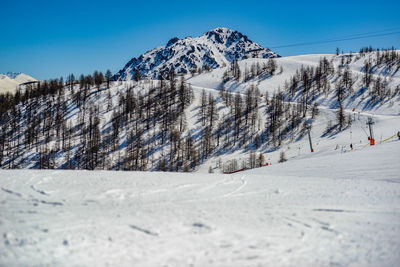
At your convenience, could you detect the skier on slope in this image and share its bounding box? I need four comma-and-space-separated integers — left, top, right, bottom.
397, 131, 400, 140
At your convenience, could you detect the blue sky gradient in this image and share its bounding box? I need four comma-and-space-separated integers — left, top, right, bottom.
1, 0, 399, 80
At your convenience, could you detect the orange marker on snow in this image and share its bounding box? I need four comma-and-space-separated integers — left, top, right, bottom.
368, 137, 375, 145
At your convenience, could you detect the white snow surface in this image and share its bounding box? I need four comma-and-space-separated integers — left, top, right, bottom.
0, 72, 37, 94
1, 140, 400, 266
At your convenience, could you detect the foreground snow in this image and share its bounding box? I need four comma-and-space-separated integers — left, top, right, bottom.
1, 141, 400, 266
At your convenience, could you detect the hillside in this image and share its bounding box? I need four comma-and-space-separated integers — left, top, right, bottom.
1, 140, 399, 266
0, 49, 399, 172
188, 51, 400, 169
113, 27, 279, 80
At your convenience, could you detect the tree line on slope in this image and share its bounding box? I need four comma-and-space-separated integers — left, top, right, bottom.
0, 47, 399, 171
0, 66, 310, 171
282, 48, 400, 133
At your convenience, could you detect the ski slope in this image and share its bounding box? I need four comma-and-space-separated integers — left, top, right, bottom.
186, 52, 400, 172
1, 140, 399, 266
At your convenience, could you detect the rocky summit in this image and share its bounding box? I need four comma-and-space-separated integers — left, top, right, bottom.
113, 27, 279, 80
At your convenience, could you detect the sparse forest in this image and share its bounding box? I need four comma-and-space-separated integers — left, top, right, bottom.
0, 47, 399, 172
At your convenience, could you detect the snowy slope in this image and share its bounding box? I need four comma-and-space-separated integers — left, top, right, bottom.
113, 27, 279, 80
1, 140, 399, 266
189, 52, 400, 115
186, 51, 400, 171
0, 72, 37, 94
1, 51, 399, 173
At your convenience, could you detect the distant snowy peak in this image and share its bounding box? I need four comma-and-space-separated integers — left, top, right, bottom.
1, 72, 22, 80
0, 72, 37, 94
201, 27, 278, 61
0, 72, 36, 82
114, 27, 279, 80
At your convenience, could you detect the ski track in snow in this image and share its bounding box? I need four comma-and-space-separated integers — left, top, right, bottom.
1, 141, 400, 266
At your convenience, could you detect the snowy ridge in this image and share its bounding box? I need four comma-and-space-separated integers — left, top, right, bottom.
1, 72, 22, 79
0, 72, 37, 94
113, 27, 279, 80
189, 52, 400, 116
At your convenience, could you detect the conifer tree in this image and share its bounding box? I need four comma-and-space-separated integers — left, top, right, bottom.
105, 69, 113, 89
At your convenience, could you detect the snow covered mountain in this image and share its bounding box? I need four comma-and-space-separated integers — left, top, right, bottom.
113, 27, 279, 80
0, 72, 37, 94
1, 72, 21, 79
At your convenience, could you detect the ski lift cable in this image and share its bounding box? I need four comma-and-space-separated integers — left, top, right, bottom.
270, 29, 400, 49
269, 29, 400, 49
355, 116, 370, 138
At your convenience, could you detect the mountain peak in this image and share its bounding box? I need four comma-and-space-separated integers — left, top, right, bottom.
166, 37, 180, 47
206, 27, 235, 34
113, 28, 279, 80
0, 72, 37, 94
1, 72, 22, 80
202, 27, 250, 47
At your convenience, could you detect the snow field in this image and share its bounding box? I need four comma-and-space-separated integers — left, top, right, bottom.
1, 140, 399, 266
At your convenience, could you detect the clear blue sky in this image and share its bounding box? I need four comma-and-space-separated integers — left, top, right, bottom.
1, 0, 399, 80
